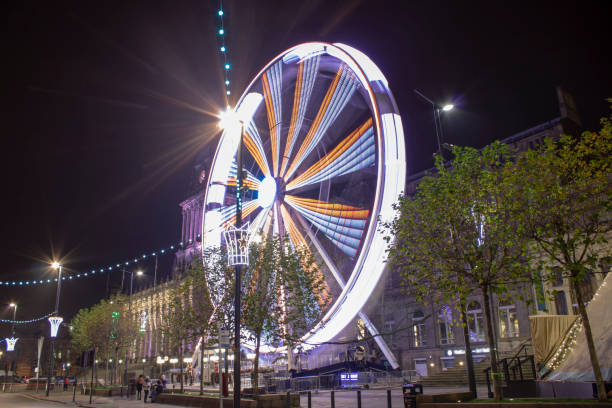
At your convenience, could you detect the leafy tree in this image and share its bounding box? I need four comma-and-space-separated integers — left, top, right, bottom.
181, 248, 224, 395
242, 236, 327, 398
514, 107, 612, 401
385, 142, 533, 400
160, 276, 191, 392
71, 295, 138, 384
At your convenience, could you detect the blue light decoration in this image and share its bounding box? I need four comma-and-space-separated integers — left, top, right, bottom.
225, 80, 230, 85
218, 28, 224, 35
220, 46, 226, 53
218, 9, 223, 16
225, 63, 231, 70
0, 237, 192, 287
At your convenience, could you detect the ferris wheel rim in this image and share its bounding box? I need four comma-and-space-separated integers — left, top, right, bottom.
201, 41, 406, 349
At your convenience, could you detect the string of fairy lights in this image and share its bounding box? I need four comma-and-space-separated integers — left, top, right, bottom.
0, 236, 200, 288
0, 313, 54, 325
217, 1, 231, 103
543, 277, 609, 373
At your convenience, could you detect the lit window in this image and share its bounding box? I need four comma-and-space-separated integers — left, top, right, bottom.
412, 310, 426, 347
498, 300, 519, 338
467, 301, 485, 342
438, 306, 454, 345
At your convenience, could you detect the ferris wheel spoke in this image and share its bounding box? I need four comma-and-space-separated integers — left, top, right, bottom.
286, 118, 375, 192
244, 122, 272, 177
284, 64, 359, 182
228, 160, 260, 191
280, 56, 320, 179
279, 203, 331, 307
221, 199, 259, 228
249, 206, 271, 237
262, 61, 283, 177
284, 195, 368, 258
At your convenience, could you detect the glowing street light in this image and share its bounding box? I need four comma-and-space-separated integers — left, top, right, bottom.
47, 260, 63, 397
413, 89, 455, 155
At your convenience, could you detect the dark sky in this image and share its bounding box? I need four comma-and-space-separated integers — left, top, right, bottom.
1, 0, 610, 329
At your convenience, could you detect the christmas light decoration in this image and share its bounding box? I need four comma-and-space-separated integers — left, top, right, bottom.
48, 316, 63, 338
5, 337, 18, 351
0, 236, 197, 287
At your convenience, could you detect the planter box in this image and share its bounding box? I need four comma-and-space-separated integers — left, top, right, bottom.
156, 393, 300, 408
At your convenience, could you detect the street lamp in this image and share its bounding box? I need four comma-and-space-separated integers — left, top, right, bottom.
123, 269, 144, 386
413, 89, 454, 155
47, 261, 63, 396
218, 95, 262, 408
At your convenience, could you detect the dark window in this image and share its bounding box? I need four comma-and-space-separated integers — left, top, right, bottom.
555, 291, 568, 315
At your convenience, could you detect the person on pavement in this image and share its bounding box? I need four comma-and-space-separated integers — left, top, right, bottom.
137, 375, 144, 400
143, 376, 151, 403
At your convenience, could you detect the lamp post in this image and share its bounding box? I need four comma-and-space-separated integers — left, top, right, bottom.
123, 270, 143, 387
46, 261, 63, 396
219, 109, 245, 408
413, 89, 454, 155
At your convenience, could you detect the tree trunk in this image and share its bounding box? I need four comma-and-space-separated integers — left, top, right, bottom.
253, 334, 261, 398
571, 278, 607, 401
461, 301, 477, 399
179, 343, 184, 393
199, 341, 204, 395
481, 286, 503, 400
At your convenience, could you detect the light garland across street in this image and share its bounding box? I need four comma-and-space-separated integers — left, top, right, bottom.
0, 312, 54, 325
0, 236, 199, 288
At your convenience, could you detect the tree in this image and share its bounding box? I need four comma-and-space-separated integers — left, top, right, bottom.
384, 142, 533, 400
181, 248, 223, 395
160, 275, 191, 392
514, 107, 612, 401
242, 236, 328, 398
71, 295, 138, 384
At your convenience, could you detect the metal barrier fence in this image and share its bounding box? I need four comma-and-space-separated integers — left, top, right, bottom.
237, 370, 420, 394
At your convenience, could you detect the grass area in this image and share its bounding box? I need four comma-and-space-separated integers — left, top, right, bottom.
473, 398, 611, 403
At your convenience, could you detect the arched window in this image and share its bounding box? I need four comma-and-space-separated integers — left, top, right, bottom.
498, 299, 519, 338
412, 310, 426, 347
467, 301, 485, 342
438, 306, 454, 345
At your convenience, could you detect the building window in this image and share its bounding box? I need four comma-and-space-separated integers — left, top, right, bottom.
555, 291, 569, 315
571, 270, 596, 312
467, 301, 485, 342
498, 300, 520, 338
440, 357, 455, 371
551, 267, 564, 287
438, 306, 454, 345
412, 310, 426, 347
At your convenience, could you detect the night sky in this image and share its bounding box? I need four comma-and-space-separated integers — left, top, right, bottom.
1, 0, 610, 329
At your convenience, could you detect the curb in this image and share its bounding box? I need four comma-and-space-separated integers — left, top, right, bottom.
19, 393, 70, 405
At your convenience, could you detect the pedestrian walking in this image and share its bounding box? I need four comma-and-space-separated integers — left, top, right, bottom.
143, 376, 151, 403
136, 375, 144, 400
63, 377, 69, 391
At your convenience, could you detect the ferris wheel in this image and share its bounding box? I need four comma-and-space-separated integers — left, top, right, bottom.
202, 42, 405, 368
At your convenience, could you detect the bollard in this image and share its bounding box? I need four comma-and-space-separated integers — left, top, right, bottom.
357, 389, 362, 408
331, 390, 335, 408
307, 391, 312, 408
387, 388, 392, 408
73, 382, 77, 402
286, 391, 291, 408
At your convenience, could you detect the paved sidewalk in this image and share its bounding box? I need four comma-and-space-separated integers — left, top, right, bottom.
20, 390, 179, 408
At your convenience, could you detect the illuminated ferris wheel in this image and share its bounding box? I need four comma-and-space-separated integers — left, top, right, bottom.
202, 42, 405, 367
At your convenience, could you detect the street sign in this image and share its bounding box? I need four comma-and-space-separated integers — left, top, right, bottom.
219, 327, 230, 347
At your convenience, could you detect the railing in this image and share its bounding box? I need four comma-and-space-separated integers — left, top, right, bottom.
484, 354, 536, 398
243, 370, 420, 394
